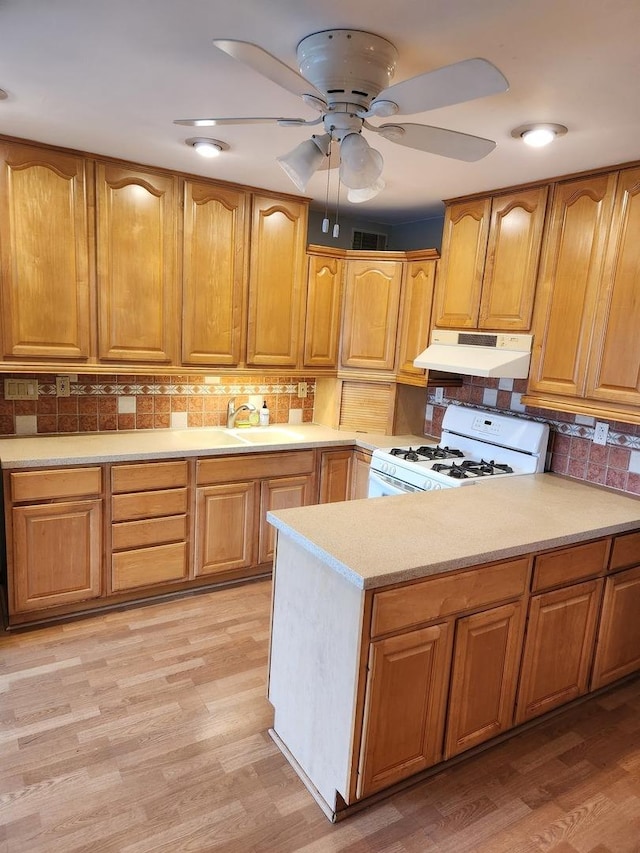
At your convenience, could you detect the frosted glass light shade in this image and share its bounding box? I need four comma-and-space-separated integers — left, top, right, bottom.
347, 177, 385, 203
277, 133, 331, 191
339, 133, 384, 190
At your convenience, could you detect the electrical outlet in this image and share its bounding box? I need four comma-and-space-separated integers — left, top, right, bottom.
593, 421, 609, 446
56, 375, 71, 397
297, 382, 308, 399
434, 387, 444, 403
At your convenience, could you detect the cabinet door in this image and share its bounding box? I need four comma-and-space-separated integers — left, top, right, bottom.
433, 198, 490, 328
527, 174, 617, 399
181, 180, 247, 366
445, 601, 524, 758
96, 163, 178, 363
515, 579, 602, 724
318, 449, 353, 503
259, 474, 315, 563
396, 256, 437, 385
11, 499, 102, 613
195, 482, 257, 576
479, 186, 548, 330
586, 167, 640, 406
591, 565, 640, 689
351, 449, 372, 500
0, 142, 91, 360
357, 622, 453, 798
341, 258, 403, 370
303, 252, 343, 368
246, 195, 308, 367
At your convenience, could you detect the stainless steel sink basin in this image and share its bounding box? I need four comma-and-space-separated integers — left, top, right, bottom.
169, 429, 250, 448
228, 427, 307, 445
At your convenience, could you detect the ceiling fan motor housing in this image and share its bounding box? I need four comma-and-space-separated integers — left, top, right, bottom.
297, 29, 398, 109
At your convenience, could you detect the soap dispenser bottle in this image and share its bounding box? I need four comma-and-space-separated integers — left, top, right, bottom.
259, 400, 270, 426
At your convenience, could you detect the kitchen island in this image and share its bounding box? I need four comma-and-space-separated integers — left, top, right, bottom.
266, 474, 640, 820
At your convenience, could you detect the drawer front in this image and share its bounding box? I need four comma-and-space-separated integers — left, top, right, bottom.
112, 514, 187, 551
371, 557, 530, 639
112, 487, 188, 522
11, 466, 102, 502
532, 538, 610, 592
197, 450, 315, 485
111, 460, 188, 493
610, 530, 640, 572
111, 542, 188, 591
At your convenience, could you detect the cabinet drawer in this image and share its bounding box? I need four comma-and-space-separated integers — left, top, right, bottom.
11, 466, 102, 502
112, 460, 188, 493
197, 451, 315, 485
610, 531, 640, 572
111, 542, 188, 591
112, 514, 187, 551
112, 487, 188, 522
532, 538, 610, 592
371, 557, 530, 639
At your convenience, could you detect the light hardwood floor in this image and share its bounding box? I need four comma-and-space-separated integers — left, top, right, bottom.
1, 580, 639, 852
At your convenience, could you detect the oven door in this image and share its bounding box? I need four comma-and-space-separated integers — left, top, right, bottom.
367, 469, 411, 498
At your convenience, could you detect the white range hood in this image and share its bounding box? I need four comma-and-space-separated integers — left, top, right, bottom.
414, 330, 533, 379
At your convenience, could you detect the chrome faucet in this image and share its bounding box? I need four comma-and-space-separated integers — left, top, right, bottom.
226, 398, 257, 429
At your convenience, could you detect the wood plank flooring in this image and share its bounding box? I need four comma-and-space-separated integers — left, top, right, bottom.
1, 580, 639, 852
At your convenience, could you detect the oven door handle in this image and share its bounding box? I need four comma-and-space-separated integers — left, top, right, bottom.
368, 469, 409, 497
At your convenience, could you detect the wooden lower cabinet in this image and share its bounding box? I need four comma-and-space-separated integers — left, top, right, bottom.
591, 565, 640, 689
259, 474, 315, 563
11, 499, 103, 613
110, 460, 189, 592
357, 621, 453, 798
318, 449, 353, 504
351, 449, 372, 499
195, 482, 257, 577
445, 601, 525, 758
515, 579, 603, 723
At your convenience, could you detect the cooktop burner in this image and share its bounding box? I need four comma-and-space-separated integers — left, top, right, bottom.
389, 445, 465, 461
431, 459, 515, 479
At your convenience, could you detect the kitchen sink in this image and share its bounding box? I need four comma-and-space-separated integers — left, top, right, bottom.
228, 426, 308, 445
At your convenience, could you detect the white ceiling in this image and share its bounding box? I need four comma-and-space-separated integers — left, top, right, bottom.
1, 0, 639, 224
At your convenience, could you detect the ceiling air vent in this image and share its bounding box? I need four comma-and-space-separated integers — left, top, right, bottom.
352, 230, 388, 251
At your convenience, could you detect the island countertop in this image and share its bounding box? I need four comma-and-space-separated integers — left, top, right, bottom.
0, 424, 427, 469
267, 473, 640, 589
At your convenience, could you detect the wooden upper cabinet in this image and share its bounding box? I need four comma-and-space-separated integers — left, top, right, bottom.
433, 197, 490, 328
303, 249, 343, 368
341, 256, 403, 371
478, 186, 548, 330
396, 252, 438, 384
181, 180, 247, 366
434, 188, 547, 331
246, 195, 308, 367
96, 163, 178, 363
527, 174, 617, 399
586, 167, 640, 406
0, 142, 92, 360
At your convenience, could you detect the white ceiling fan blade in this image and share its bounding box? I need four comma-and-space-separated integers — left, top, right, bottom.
213, 39, 326, 102
373, 58, 508, 115
174, 116, 309, 127
377, 123, 496, 162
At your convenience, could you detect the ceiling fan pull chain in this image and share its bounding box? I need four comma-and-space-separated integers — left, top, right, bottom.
322, 139, 332, 233
333, 171, 341, 239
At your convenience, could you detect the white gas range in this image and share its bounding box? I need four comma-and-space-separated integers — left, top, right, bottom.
368, 405, 549, 497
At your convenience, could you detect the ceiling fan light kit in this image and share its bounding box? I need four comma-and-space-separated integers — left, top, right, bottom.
176, 28, 510, 204
512, 123, 568, 147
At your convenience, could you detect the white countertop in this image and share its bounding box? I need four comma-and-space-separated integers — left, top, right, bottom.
268, 474, 640, 590
0, 424, 428, 469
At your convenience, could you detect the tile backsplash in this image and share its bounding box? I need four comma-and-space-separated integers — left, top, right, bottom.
424, 376, 640, 497
0, 373, 316, 435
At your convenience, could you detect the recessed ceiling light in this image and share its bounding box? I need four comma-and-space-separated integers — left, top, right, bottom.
185, 137, 229, 158
511, 123, 568, 148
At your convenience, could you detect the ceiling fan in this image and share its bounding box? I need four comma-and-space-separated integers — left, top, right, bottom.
175, 29, 509, 202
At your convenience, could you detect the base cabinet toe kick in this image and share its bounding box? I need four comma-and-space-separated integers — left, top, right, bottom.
267, 529, 640, 820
